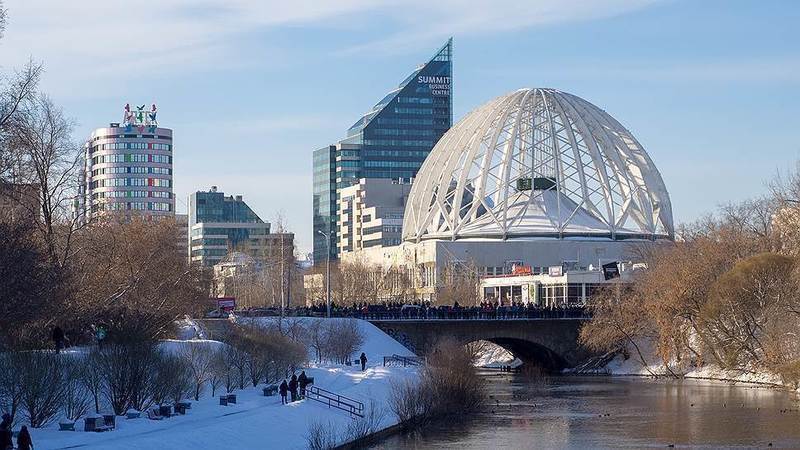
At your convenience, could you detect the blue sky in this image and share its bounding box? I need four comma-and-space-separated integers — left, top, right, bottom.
2, 0, 798, 255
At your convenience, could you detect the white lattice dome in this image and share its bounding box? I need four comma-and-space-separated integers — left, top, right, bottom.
403, 88, 673, 242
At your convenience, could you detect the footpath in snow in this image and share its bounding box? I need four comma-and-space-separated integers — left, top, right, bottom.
30, 318, 417, 450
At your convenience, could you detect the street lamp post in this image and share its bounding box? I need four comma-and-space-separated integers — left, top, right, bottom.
317, 230, 332, 318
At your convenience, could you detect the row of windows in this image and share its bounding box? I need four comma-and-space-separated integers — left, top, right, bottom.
91, 154, 172, 165
191, 227, 269, 237
396, 97, 432, 104
94, 201, 173, 212
92, 142, 171, 152
362, 150, 429, 158
362, 160, 421, 169
362, 170, 415, 179
363, 139, 434, 147
362, 225, 402, 235
92, 166, 173, 176
372, 128, 435, 136
92, 190, 172, 199
91, 134, 171, 142
90, 178, 172, 188
375, 117, 433, 126
394, 107, 432, 115
337, 150, 360, 157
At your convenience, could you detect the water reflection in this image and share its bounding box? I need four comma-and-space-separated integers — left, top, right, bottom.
371, 372, 800, 449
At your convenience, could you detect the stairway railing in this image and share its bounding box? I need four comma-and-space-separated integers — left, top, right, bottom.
306, 386, 364, 418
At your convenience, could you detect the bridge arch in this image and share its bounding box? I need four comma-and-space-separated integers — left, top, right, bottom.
371, 318, 592, 371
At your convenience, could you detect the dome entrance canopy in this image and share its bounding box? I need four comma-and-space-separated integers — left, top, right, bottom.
403, 88, 673, 242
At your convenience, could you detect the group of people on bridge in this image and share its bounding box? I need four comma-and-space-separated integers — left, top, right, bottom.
235, 301, 588, 321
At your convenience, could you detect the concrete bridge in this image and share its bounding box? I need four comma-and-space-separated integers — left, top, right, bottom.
196, 315, 594, 371
370, 318, 593, 370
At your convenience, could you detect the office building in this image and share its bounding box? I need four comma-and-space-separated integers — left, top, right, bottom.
312, 38, 453, 264
337, 178, 410, 254
189, 186, 293, 267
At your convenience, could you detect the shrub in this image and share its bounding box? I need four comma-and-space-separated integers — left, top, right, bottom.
62, 357, 91, 422
306, 420, 339, 450
96, 342, 161, 415
390, 339, 485, 428
15, 351, 69, 427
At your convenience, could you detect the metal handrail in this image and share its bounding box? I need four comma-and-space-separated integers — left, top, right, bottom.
306, 386, 364, 418
383, 354, 423, 367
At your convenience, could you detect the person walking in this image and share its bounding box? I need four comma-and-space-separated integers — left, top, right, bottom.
298, 371, 308, 399
16, 425, 32, 450
360, 352, 368, 371
52, 326, 65, 354
279, 380, 288, 405
0, 414, 12, 450
289, 374, 298, 402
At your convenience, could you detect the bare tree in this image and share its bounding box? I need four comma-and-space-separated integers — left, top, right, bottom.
7, 94, 81, 267
15, 351, 69, 427
324, 320, 364, 365
80, 350, 104, 413
62, 357, 91, 422
183, 344, 215, 401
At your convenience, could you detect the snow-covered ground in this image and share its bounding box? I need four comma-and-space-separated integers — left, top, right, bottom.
29, 318, 417, 450
598, 341, 792, 389
472, 340, 522, 368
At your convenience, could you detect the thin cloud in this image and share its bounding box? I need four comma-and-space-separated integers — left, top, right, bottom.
1, 0, 662, 96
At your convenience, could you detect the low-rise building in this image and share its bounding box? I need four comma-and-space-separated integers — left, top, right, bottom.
479, 263, 633, 307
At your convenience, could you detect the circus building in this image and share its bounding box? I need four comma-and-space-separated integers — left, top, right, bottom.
75, 104, 174, 223
344, 88, 674, 300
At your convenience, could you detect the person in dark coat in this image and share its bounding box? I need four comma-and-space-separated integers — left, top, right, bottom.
52, 326, 65, 354
16, 425, 32, 450
0, 413, 12, 450
279, 380, 289, 405
289, 374, 298, 402
360, 352, 368, 371
298, 371, 308, 399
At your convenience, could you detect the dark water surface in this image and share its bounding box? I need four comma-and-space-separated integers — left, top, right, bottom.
370, 372, 800, 449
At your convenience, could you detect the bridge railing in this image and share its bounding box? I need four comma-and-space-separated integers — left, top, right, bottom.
383, 354, 424, 367
220, 307, 590, 321
306, 386, 364, 418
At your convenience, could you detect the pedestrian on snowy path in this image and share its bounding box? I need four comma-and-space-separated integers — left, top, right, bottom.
16, 425, 32, 450
298, 371, 308, 399
360, 352, 367, 371
289, 374, 298, 402
279, 380, 289, 405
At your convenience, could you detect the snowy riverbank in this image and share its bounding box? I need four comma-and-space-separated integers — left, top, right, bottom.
29, 318, 418, 450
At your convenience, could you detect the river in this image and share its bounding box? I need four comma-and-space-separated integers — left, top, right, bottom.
370, 372, 800, 449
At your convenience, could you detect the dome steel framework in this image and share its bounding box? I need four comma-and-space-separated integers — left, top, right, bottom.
403, 88, 673, 242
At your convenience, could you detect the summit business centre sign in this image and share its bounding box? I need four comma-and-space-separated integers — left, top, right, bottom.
418, 75, 451, 96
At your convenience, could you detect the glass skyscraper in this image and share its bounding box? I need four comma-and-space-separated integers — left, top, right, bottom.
312, 38, 453, 264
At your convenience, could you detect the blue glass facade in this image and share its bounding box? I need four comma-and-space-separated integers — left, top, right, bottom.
189, 188, 270, 266
312, 39, 453, 265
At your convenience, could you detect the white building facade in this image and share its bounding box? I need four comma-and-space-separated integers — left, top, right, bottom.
343, 88, 674, 301
337, 178, 411, 254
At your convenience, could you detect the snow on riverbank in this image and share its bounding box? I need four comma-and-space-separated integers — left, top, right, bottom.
598, 342, 792, 389
29, 318, 417, 450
